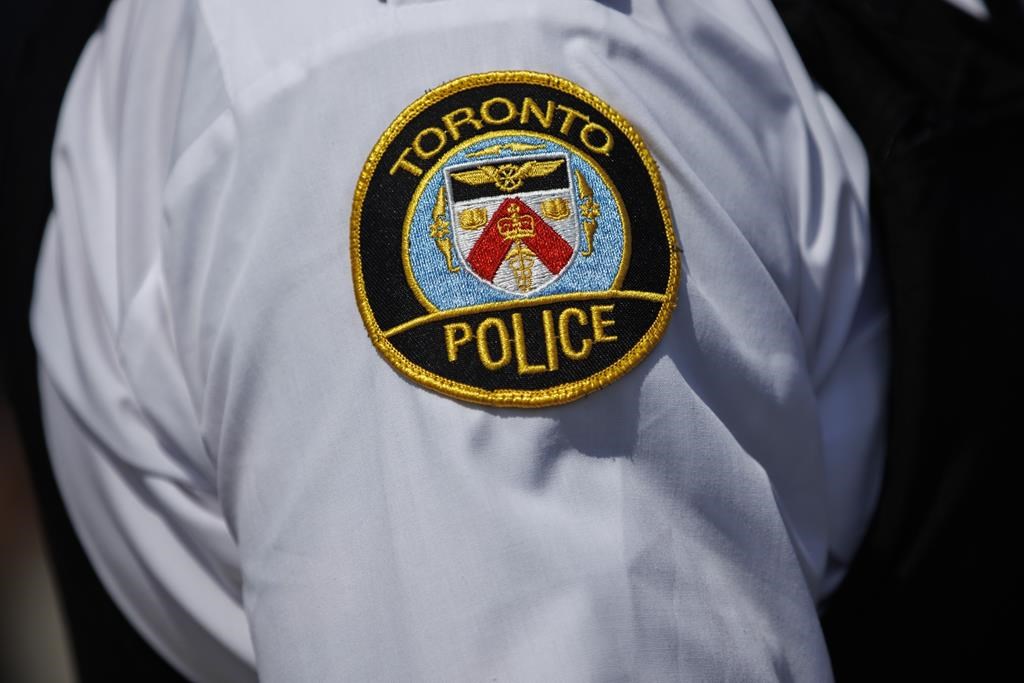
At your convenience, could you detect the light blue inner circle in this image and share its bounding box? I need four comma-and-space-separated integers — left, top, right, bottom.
407, 133, 627, 311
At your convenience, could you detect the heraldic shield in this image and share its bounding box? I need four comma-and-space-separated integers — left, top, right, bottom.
351, 71, 678, 407
445, 152, 580, 296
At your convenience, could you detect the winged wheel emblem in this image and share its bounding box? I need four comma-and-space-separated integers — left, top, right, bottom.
450, 159, 566, 192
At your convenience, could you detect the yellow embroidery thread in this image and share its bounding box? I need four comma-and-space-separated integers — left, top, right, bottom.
401, 129, 632, 314
351, 71, 679, 407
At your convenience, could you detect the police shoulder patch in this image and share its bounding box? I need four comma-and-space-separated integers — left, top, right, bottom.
351, 71, 678, 407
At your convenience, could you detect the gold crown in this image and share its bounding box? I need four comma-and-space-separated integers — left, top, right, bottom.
497, 203, 536, 241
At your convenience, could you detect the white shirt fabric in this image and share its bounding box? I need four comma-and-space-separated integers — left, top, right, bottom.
32, 0, 888, 680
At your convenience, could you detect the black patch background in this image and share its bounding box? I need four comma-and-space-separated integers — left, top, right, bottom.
391, 297, 661, 391
358, 79, 672, 393
449, 153, 570, 203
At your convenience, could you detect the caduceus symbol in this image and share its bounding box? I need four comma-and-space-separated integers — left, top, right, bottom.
428, 186, 460, 273
498, 204, 537, 292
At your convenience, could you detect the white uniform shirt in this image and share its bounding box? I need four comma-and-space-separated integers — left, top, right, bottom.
32, 0, 888, 680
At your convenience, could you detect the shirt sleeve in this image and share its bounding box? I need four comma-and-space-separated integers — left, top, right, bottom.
33, 0, 887, 680
31, 1, 255, 679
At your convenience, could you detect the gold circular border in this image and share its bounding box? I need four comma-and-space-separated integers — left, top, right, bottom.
351, 70, 679, 408
401, 129, 632, 312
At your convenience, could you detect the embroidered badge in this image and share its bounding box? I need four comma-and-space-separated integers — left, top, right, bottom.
351, 71, 679, 407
